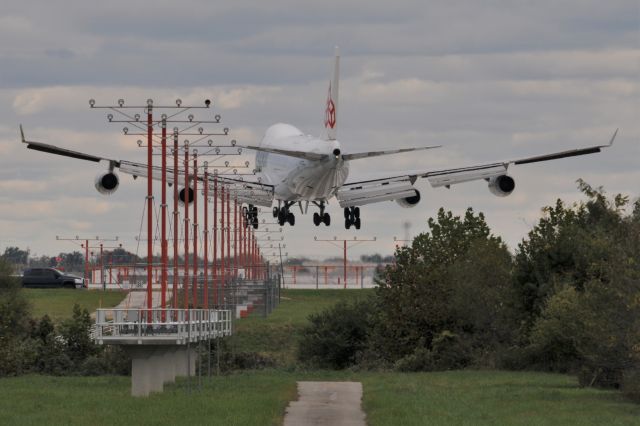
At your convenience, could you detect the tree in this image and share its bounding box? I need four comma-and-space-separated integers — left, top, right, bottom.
1, 247, 29, 267
514, 180, 629, 325
0, 258, 35, 376
59, 304, 96, 364
370, 208, 513, 365
518, 181, 640, 388
298, 299, 375, 369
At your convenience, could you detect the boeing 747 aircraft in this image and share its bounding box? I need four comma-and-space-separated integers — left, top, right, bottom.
21, 48, 616, 230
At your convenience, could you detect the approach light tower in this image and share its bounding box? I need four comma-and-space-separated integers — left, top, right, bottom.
56, 235, 119, 283
89, 98, 227, 312
313, 235, 377, 288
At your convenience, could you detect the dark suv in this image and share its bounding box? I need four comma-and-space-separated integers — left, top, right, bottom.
21, 268, 85, 289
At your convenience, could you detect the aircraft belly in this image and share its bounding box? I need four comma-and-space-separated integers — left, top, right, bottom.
288, 163, 349, 201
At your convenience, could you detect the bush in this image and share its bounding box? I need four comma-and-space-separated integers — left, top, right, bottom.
298, 298, 375, 369
394, 347, 435, 372
622, 369, 640, 403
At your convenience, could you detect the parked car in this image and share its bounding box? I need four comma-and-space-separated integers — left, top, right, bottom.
21, 268, 85, 289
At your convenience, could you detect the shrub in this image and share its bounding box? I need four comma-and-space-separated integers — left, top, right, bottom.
621, 369, 640, 403
298, 298, 375, 369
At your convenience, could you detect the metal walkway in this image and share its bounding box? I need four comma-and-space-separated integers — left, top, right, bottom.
94, 308, 232, 345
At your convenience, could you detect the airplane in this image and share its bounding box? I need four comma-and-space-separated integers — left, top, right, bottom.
20, 48, 617, 230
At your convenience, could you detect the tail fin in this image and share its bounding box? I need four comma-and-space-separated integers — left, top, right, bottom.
324, 47, 340, 141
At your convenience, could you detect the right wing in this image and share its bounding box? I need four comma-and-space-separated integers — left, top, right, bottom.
337, 130, 617, 208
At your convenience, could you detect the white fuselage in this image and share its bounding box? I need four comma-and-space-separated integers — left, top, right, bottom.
255, 123, 349, 202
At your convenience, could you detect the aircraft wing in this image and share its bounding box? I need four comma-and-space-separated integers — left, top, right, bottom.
21, 125, 275, 206
338, 130, 617, 208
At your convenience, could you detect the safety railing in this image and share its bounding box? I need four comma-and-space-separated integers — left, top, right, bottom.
93, 308, 232, 345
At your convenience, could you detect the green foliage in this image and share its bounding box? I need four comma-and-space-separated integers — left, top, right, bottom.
0, 288, 128, 377
298, 298, 375, 369
59, 304, 96, 363
1, 246, 29, 266
0, 258, 34, 376
519, 181, 640, 390
371, 208, 514, 367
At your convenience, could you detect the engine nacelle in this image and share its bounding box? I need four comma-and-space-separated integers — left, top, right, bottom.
488, 175, 515, 197
179, 187, 194, 205
94, 171, 119, 195
395, 190, 421, 208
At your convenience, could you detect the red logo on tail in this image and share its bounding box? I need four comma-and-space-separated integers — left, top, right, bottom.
324, 83, 336, 129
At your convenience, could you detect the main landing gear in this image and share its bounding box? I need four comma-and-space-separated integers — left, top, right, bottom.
312, 201, 331, 227
344, 207, 361, 230
273, 202, 295, 226
243, 205, 259, 229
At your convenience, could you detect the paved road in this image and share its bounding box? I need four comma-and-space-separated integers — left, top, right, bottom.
114, 290, 170, 309
283, 381, 366, 426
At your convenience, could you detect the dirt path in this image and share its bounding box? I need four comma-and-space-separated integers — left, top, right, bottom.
283, 381, 366, 426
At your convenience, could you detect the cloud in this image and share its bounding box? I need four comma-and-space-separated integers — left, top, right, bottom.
0, 1, 638, 259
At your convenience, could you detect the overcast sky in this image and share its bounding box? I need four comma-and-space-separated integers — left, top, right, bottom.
0, 0, 638, 261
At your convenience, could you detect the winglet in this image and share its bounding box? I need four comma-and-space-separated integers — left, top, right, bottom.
605, 128, 618, 147
19, 124, 26, 143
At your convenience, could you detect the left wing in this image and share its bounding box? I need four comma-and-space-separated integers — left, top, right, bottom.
337, 130, 617, 208
20, 125, 275, 206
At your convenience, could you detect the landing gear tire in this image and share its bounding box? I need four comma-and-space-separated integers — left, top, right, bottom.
313, 212, 321, 226
272, 207, 278, 218
287, 212, 295, 226
323, 213, 331, 226
278, 210, 286, 226
344, 207, 362, 230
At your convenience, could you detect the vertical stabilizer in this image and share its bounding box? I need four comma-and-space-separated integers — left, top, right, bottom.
324, 47, 340, 141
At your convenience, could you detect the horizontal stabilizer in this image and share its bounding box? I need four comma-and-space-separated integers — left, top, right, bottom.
342, 145, 441, 161
241, 144, 328, 161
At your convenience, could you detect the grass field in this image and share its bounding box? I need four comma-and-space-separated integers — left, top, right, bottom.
23, 289, 127, 321
3, 288, 639, 425
1, 370, 638, 425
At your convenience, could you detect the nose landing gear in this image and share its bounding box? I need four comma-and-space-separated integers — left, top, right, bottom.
274, 202, 296, 226
344, 206, 361, 230
312, 201, 330, 226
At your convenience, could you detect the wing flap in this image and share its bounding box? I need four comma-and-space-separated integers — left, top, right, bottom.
337, 178, 416, 207
425, 164, 507, 188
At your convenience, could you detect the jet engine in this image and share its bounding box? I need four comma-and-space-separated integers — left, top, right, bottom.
488, 175, 515, 197
179, 187, 194, 205
395, 190, 421, 208
94, 171, 119, 195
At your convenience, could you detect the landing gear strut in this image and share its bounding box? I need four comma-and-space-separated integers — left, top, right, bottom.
344, 207, 361, 230
243, 204, 259, 229
312, 201, 330, 227
274, 202, 296, 226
